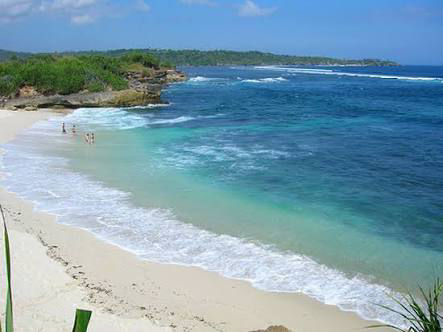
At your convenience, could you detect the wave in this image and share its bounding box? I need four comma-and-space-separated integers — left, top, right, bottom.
124, 104, 170, 109
241, 77, 288, 84
0, 117, 408, 328
149, 114, 225, 125
189, 76, 225, 82
255, 66, 443, 82
63, 108, 150, 130
148, 116, 196, 125
62, 108, 222, 130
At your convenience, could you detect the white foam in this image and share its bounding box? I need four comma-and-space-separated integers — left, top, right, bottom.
255, 66, 443, 82
0, 118, 410, 328
63, 108, 149, 130
148, 114, 224, 125
189, 76, 224, 82
61, 108, 223, 130
148, 116, 195, 125
241, 77, 288, 83
124, 104, 170, 109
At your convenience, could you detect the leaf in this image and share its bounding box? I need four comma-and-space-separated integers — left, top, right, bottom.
0, 205, 13, 332
368, 278, 443, 332
72, 309, 92, 332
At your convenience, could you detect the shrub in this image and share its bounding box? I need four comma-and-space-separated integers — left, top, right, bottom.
0, 52, 160, 96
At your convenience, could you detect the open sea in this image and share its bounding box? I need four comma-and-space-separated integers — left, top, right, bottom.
1, 65, 443, 326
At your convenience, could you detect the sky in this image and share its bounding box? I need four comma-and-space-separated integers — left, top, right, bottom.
0, 0, 442, 65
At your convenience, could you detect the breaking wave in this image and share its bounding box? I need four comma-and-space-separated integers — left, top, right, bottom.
241, 77, 288, 83
256, 66, 443, 82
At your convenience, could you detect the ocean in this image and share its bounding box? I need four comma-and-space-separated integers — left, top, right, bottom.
2, 65, 442, 326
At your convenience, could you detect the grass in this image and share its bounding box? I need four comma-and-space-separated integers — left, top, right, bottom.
72, 309, 92, 332
0, 204, 92, 331
367, 280, 443, 332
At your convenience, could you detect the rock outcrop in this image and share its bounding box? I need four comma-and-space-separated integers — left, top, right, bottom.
250, 326, 292, 332
2, 68, 186, 110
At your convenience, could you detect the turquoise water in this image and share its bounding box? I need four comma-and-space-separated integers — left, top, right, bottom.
2, 65, 443, 325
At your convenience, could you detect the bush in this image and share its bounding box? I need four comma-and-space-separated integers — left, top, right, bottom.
0, 52, 161, 96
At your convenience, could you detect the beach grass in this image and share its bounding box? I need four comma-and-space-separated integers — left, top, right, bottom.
72, 309, 92, 332
368, 280, 442, 332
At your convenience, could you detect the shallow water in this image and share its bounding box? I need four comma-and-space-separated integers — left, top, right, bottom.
2, 65, 443, 326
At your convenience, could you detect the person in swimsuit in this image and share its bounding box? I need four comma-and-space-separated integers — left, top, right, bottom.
84, 133, 90, 144
72, 125, 76, 135
91, 133, 95, 144
62, 122, 67, 134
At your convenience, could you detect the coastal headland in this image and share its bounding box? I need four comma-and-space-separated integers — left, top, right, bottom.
0, 53, 186, 111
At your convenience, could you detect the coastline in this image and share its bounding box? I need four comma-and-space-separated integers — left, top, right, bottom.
0, 109, 391, 331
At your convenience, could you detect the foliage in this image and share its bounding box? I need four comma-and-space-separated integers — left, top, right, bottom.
144, 49, 397, 66
368, 279, 443, 332
50, 48, 397, 66
0, 48, 398, 67
0, 52, 165, 97
72, 309, 92, 332
120, 52, 160, 69
0, 205, 13, 332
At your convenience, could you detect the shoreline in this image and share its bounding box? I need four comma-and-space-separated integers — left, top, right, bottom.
0, 109, 391, 331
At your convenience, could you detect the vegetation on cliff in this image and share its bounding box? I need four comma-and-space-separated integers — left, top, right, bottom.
0, 52, 167, 97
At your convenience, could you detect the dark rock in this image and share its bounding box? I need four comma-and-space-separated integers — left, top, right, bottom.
250, 326, 292, 332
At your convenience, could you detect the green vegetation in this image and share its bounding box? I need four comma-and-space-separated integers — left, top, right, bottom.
57, 48, 397, 66
144, 49, 398, 66
0, 50, 31, 62
0, 205, 92, 331
0, 48, 398, 68
72, 309, 92, 332
368, 279, 442, 332
0, 52, 164, 97
1, 206, 13, 332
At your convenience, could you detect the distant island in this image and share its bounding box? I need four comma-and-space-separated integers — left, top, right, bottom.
0, 48, 398, 67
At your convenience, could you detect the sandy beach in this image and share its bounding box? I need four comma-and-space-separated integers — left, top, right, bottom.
0, 109, 391, 332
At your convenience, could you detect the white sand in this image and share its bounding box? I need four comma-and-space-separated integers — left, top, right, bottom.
0, 109, 391, 332
0, 110, 170, 331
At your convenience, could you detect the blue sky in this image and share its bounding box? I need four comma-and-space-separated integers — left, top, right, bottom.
0, 0, 442, 64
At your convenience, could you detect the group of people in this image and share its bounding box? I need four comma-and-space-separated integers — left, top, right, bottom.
62, 122, 95, 144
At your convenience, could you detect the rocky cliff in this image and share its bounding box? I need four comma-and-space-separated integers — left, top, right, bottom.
2, 68, 186, 110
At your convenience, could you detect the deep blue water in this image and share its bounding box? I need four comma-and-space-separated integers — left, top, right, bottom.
164, 65, 443, 252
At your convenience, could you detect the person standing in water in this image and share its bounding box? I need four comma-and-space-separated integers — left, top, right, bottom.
62, 122, 67, 134
91, 133, 95, 144
84, 133, 90, 144
72, 125, 76, 135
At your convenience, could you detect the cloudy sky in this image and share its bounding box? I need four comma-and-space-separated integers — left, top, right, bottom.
0, 0, 442, 64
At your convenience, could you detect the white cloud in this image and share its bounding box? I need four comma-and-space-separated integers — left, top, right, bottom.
0, 0, 34, 23
136, 0, 150, 12
39, 0, 98, 11
71, 13, 94, 24
238, 0, 276, 17
179, 0, 216, 6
